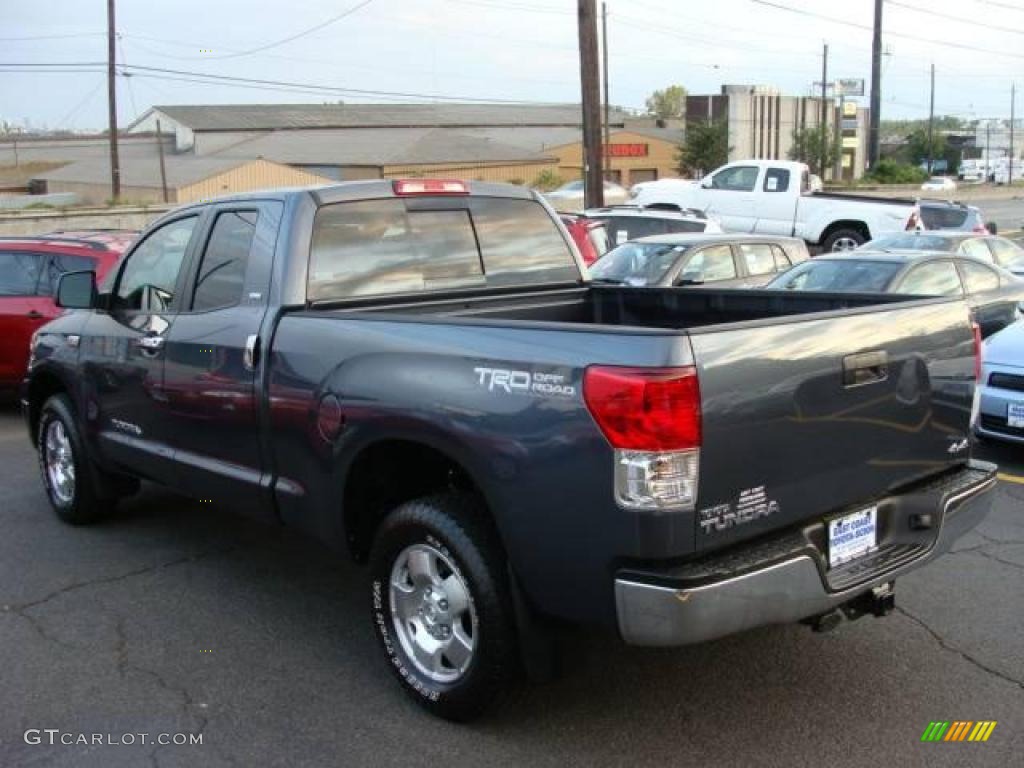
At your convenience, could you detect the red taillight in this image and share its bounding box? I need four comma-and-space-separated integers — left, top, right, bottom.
392, 179, 468, 196
583, 366, 701, 451
906, 211, 920, 230
972, 321, 983, 382
973, 225, 988, 234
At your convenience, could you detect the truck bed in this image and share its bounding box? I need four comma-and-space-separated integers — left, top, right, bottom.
313, 284, 915, 330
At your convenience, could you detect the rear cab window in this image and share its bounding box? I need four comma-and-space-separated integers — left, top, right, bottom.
309, 196, 576, 301
763, 169, 790, 193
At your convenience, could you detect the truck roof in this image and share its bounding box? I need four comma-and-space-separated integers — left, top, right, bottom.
161, 180, 538, 215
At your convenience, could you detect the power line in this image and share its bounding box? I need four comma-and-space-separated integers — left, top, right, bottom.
53, 77, 107, 131
119, 34, 577, 86
887, 0, 1024, 36
749, 0, 1024, 60
118, 63, 563, 103
0, 32, 104, 42
970, 0, 1024, 11
199, 0, 377, 60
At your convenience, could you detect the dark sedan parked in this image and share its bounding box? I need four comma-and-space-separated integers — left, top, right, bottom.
861, 231, 1024, 276
588, 233, 809, 288
766, 250, 1024, 337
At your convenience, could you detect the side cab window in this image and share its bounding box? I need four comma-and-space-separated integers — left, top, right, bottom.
113, 216, 200, 313
709, 166, 759, 192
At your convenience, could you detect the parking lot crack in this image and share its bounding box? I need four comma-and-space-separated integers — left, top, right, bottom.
4, 544, 240, 615
977, 550, 1024, 572
896, 606, 1024, 691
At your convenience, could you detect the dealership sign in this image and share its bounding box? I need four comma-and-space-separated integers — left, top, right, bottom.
605, 143, 649, 157
836, 78, 865, 97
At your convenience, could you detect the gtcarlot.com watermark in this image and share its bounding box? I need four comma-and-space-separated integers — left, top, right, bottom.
24, 729, 203, 746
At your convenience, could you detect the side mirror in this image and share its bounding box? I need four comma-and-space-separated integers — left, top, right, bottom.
986, 222, 998, 235
56, 270, 98, 310
676, 271, 705, 286
700, 176, 713, 189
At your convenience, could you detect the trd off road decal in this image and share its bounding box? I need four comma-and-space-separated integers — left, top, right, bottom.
473, 366, 576, 398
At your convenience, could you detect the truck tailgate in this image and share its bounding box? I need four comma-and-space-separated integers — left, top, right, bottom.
689, 298, 976, 553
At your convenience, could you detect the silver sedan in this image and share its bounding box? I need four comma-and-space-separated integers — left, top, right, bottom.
977, 320, 1024, 444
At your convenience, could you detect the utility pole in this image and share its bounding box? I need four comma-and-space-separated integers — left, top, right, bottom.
986, 121, 992, 182
820, 43, 828, 178
868, 0, 883, 169
578, 0, 604, 209
927, 63, 936, 175
1011, 83, 1016, 186
602, 2, 610, 182
155, 119, 169, 203
106, 0, 121, 200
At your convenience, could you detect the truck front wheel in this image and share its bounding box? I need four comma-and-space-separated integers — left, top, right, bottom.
368, 492, 519, 721
822, 227, 867, 252
37, 394, 108, 525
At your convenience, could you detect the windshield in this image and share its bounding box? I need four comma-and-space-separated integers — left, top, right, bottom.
862, 234, 955, 252
766, 259, 903, 293
589, 242, 689, 286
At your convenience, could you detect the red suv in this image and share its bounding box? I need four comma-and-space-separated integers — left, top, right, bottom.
0, 231, 136, 394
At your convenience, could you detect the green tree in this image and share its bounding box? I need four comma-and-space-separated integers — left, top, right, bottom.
645, 85, 688, 120
903, 128, 960, 172
678, 121, 729, 176
531, 168, 564, 191
788, 124, 839, 177
864, 159, 928, 184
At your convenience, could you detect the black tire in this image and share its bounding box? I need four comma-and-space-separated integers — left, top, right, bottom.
368, 492, 519, 721
821, 227, 867, 252
37, 394, 109, 525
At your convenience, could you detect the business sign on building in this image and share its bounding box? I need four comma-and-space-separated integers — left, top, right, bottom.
836, 79, 865, 97
842, 136, 860, 149
604, 143, 649, 157
842, 101, 858, 118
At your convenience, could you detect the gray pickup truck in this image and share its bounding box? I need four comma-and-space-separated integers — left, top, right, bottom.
22, 178, 996, 720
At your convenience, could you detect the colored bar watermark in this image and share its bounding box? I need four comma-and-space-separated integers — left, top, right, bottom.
921, 721, 997, 742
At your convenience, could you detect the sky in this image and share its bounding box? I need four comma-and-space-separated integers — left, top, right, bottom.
2, 0, 1022, 132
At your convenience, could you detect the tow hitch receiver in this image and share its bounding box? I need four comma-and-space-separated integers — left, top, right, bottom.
841, 582, 896, 621
802, 582, 896, 633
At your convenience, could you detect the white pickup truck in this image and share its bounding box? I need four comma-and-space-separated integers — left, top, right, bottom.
631, 160, 933, 252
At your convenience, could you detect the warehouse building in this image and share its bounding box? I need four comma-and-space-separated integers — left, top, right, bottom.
35, 155, 329, 205
126, 103, 685, 188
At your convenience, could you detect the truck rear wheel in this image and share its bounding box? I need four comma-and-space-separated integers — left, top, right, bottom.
37, 394, 109, 525
368, 492, 519, 721
822, 228, 867, 252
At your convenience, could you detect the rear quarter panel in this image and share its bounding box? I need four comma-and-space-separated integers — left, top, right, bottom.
267, 313, 692, 625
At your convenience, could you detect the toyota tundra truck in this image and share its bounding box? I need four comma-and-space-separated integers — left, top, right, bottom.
21, 179, 996, 721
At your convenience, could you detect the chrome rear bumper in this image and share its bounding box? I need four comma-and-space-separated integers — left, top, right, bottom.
615, 460, 997, 646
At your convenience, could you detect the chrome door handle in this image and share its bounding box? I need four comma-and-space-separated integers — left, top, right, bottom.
26, 310, 44, 320
243, 334, 259, 372
137, 335, 166, 352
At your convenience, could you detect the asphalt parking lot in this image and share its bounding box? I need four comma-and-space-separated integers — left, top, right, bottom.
0, 404, 1021, 768
972, 196, 1024, 234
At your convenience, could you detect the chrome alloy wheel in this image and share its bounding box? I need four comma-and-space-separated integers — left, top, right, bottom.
44, 420, 76, 505
389, 543, 477, 683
